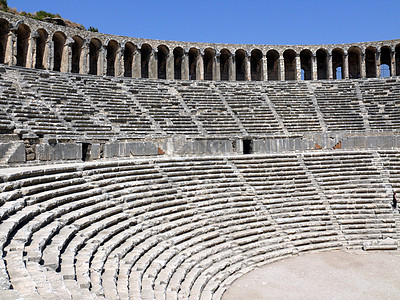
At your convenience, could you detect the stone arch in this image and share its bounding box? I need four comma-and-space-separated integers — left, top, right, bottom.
332, 48, 344, 79
106, 40, 118, 76
52, 31, 66, 72
71, 35, 83, 74
173, 47, 184, 80
35, 29, 48, 69
16, 23, 30, 67
157, 45, 169, 79
365, 46, 376, 78
235, 49, 246, 81
250, 49, 263, 81
123, 42, 135, 77
380, 46, 392, 77
316, 48, 328, 79
283, 49, 296, 80
0, 18, 9, 64
89, 38, 102, 75
220, 49, 231, 81
300, 49, 312, 80
348, 46, 361, 79
267, 49, 279, 81
203, 48, 215, 81
141, 43, 152, 78
189, 47, 200, 80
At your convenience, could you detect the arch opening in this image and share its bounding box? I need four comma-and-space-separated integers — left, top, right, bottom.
89, 38, 101, 75
53, 32, 66, 72
0, 19, 9, 64
250, 49, 263, 81
204, 48, 214, 81
316, 49, 328, 79
332, 48, 344, 80
173, 47, 184, 80
267, 50, 279, 81
141, 43, 152, 79
35, 29, 48, 69
380, 46, 392, 77
106, 40, 118, 76
220, 49, 231, 81
365, 47, 376, 78
300, 50, 312, 80
123, 42, 135, 77
284, 49, 296, 81
348, 46, 361, 79
396, 44, 400, 76
189, 48, 199, 80
71, 36, 83, 74
235, 49, 246, 81
157, 45, 169, 79
16, 24, 30, 67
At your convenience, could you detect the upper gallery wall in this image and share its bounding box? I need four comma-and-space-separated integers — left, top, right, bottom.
0, 11, 399, 82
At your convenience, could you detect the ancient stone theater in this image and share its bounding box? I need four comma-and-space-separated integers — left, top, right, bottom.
0, 9, 399, 300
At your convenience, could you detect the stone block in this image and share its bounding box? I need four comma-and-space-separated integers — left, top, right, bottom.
90, 143, 102, 160
36, 143, 82, 161
103, 142, 158, 158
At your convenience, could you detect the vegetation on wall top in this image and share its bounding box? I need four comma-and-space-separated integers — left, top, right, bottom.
1, 0, 99, 32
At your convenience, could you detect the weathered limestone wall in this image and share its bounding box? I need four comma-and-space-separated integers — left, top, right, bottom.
252, 132, 400, 153
2, 133, 399, 165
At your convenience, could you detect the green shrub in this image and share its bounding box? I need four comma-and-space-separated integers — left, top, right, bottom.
0, 0, 7, 11
33, 10, 61, 21
88, 26, 98, 32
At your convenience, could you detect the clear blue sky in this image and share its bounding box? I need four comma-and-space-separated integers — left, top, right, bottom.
9, 0, 400, 45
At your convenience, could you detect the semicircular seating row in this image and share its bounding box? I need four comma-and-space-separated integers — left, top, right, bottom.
0, 150, 399, 299
1, 66, 400, 140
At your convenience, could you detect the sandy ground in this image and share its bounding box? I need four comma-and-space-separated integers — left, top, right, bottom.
222, 250, 400, 300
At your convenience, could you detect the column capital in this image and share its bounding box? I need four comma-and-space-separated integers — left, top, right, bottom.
31, 30, 40, 39
10, 20, 23, 32
66, 37, 75, 46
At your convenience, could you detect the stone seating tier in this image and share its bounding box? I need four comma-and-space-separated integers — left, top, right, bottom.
0, 65, 400, 143
0, 150, 398, 299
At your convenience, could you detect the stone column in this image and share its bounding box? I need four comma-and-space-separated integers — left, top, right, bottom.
245, 53, 251, 81
327, 51, 333, 79
115, 45, 123, 77
148, 49, 157, 79
5, 31, 15, 65
262, 56, 267, 81
360, 51, 366, 78
295, 54, 301, 81
182, 49, 189, 80
29, 31, 39, 69
214, 53, 220, 81
98, 45, 106, 76
391, 48, 395, 77
166, 53, 174, 80
61, 38, 73, 73
42, 38, 51, 70
197, 50, 204, 80
376, 50, 381, 78
133, 49, 141, 78
25, 31, 35, 68
312, 54, 317, 80
80, 39, 89, 74
229, 54, 235, 81
279, 57, 285, 81
343, 51, 349, 79
48, 40, 54, 71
